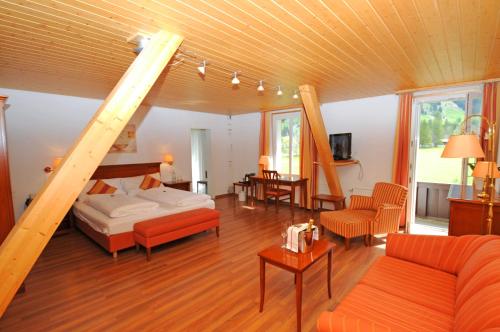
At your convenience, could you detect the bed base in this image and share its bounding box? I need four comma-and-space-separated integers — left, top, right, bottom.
74, 217, 135, 258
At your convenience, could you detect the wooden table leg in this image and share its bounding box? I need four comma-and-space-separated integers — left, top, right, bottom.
296, 272, 303, 332
290, 184, 295, 212
327, 250, 332, 299
251, 179, 255, 206
259, 258, 265, 312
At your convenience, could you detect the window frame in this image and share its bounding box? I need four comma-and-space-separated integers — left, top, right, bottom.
270, 110, 301, 176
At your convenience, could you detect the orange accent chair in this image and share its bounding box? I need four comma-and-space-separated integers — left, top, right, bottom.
320, 182, 407, 250
317, 233, 500, 332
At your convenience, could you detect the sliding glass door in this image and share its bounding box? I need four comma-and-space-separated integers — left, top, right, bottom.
408, 86, 482, 234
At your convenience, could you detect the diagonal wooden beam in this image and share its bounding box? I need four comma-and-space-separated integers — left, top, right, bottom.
0, 30, 183, 316
299, 84, 343, 197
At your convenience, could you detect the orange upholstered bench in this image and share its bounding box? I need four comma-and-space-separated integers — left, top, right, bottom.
134, 208, 220, 261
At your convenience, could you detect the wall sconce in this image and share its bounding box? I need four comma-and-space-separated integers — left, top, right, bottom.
44, 157, 63, 173
163, 154, 174, 165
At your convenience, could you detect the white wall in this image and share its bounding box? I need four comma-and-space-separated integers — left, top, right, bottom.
1, 88, 243, 220
319, 94, 399, 205
230, 113, 260, 182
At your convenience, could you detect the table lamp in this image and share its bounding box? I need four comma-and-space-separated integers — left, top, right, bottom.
441, 115, 496, 234
472, 161, 500, 198
258, 155, 271, 170
161, 154, 176, 182
163, 154, 174, 165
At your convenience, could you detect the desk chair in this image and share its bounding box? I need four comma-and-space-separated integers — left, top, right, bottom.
262, 170, 292, 212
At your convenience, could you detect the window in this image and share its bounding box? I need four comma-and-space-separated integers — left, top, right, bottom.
271, 112, 301, 176
414, 87, 482, 185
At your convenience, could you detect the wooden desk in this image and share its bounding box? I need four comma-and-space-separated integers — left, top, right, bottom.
163, 180, 191, 192
249, 175, 308, 208
447, 184, 500, 235
258, 240, 335, 332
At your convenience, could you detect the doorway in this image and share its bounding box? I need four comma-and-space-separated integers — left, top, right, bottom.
191, 129, 211, 195
408, 87, 483, 235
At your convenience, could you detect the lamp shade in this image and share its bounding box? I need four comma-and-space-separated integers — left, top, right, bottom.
52, 157, 63, 169
258, 155, 271, 168
441, 134, 485, 159
163, 154, 174, 164
472, 161, 500, 178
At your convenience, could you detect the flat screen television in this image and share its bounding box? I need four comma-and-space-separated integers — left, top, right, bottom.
329, 133, 352, 160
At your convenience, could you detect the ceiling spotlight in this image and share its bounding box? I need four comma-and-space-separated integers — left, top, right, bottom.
197, 60, 207, 75
133, 36, 150, 54
293, 90, 299, 99
231, 72, 240, 85
257, 80, 264, 92
277, 86, 283, 96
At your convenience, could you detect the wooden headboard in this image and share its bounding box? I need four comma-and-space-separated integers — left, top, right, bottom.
91, 162, 161, 180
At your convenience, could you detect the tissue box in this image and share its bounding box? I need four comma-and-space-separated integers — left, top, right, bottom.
286, 223, 319, 253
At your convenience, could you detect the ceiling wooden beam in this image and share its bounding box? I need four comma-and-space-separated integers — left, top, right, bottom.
0, 30, 183, 317
299, 84, 343, 197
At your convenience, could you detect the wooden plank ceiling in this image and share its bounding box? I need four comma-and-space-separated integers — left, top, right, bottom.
1, 0, 500, 115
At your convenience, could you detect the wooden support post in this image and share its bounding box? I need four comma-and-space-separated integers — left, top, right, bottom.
299, 84, 343, 197
0, 30, 183, 316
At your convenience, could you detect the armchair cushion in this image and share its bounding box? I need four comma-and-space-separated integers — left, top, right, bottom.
320, 209, 375, 239
359, 256, 456, 316
349, 195, 373, 210
371, 182, 407, 210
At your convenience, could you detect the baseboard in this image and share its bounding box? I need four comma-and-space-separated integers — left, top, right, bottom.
215, 193, 236, 199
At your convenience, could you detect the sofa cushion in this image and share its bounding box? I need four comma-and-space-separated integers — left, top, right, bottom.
456, 258, 500, 311
456, 239, 500, 295
359, 256, 456, 316
134, 208, 220, 237
320, 209, 375, 238
454, 282, 500, 332
327, 284, 453, 332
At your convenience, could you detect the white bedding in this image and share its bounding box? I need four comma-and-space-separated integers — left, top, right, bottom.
136, 187, 211, 207
86, 194, 159, 218
73, 199, 215, 235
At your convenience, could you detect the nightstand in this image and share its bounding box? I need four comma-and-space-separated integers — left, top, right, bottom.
163, 180, 191, 192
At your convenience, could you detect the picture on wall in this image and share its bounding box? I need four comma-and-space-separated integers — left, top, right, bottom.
109, 124, 137, 153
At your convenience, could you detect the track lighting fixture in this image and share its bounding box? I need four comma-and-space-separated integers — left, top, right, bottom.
277, 86, 283, 96
197, 60, 207, 75
293, 90, 299, 99
257, 80, 264, 92
231, 72, 240, 85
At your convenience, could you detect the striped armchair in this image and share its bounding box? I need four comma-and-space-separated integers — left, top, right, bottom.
320, 182, 408, 250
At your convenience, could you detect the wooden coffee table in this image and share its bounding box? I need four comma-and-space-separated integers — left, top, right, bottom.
257, 239, 336, 332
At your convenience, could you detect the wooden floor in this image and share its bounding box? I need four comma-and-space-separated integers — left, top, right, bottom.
0, 197, 385, 332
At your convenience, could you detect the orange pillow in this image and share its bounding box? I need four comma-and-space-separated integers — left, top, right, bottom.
140, 175, 161, 190
87, 179, 117, 195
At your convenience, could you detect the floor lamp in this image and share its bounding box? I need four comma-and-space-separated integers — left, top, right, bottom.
441, 115, 497, 234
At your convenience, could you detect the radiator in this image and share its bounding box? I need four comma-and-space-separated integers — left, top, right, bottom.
350, 187, 373, 196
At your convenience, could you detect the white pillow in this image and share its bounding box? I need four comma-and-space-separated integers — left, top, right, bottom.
121, 173, 164, 196
78, 178, 124, 203
120, 176, 144, 195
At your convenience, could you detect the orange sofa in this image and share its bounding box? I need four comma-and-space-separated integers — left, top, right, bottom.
317, 233, 500, 332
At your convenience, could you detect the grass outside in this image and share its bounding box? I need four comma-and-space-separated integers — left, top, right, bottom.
278, 155, 300, 175
416, 147, 463, 184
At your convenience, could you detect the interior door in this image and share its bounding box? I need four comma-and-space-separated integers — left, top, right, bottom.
191, 128, 211, 195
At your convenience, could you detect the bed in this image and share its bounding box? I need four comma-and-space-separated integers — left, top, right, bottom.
73, 162, 215, 258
